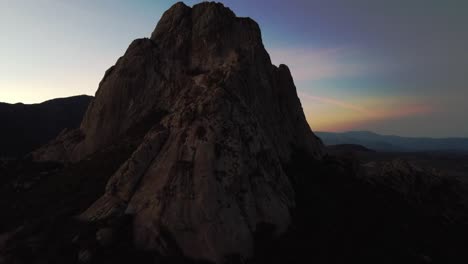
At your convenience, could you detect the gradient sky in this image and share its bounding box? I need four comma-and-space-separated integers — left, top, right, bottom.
1, 0, 467, 137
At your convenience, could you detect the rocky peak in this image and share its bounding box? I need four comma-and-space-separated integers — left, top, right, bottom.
34, 2, 323, 263
152, 2, 239, 41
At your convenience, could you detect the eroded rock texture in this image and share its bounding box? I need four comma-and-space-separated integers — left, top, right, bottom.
34, 2, 323, 262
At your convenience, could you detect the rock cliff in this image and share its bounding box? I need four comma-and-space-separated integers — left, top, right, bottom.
33, 2, 323, 262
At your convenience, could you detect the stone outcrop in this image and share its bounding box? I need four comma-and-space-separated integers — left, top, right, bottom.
34, 2, 323, 262
361, 159, 467, 224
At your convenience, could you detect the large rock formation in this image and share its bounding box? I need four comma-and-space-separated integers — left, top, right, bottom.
34, 2, 323, 262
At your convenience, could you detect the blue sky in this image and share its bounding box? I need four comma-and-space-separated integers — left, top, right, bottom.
1, 0, 467, 137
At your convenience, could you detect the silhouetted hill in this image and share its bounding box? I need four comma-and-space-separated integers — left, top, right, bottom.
317, 131, 468, 152
0, 95, 92, 158
327, 144, 374, 153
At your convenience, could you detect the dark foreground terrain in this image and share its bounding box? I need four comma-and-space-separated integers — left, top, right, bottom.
1, 147, 468, 264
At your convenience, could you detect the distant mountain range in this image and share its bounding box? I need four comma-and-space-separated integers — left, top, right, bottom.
316, 131, 468, 152
0, 95, 92, 158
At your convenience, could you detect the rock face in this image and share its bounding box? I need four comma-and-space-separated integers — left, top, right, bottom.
35, 2, 323, 262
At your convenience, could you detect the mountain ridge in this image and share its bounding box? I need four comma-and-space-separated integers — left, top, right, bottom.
322, 130, 468, 140
317, 130, 468, 152
0, 95, 93, 158
0, 94, 93, 106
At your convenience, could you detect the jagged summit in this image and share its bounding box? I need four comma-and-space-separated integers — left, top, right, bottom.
33, 2, 323, 262
152, 2, 238, 41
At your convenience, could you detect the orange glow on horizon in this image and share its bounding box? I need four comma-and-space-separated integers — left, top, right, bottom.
299, 92, 434, 132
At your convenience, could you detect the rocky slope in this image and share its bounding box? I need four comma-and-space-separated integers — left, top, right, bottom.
4, 149, 468, 263
0, 95, 92, 159
33, 2, 323, 262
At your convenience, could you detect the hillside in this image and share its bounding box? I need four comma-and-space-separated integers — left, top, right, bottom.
0, 95, 92, 158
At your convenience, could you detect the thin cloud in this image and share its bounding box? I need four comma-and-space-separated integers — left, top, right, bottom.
269, 47, 375, 81
299, 92, 367, 114
298, 92, 435, 121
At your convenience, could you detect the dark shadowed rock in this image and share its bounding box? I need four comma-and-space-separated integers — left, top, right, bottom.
360, 159, 468, 225
78, 248, 93, 263
33, 2, 323, 262
96, 227, 114, 247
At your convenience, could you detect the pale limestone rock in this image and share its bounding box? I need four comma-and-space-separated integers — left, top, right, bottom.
35, 2, 323, 263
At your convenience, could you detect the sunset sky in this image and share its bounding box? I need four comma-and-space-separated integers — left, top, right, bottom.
1, 0, 467, 137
